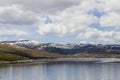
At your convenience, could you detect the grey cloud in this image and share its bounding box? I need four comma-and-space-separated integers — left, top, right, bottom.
0, 0, 119, 43
0, 5, 39, 25
0, 0, 80, 25
0, 0, 80, 13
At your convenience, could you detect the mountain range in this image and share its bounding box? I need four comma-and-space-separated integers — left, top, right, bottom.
0, 40, 120, 55
0, 40, 120, 61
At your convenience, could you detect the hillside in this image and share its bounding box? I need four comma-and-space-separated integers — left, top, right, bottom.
1, 40, 120, 55
0, 40, 120, 61
0, 44, 66, 61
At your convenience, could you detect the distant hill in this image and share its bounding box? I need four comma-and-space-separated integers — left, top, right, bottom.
1, 40, 120, 54
0, 40, 120, 61
0, 44, 66, 61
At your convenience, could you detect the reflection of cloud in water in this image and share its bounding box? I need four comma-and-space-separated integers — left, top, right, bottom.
0, 63, 120, 80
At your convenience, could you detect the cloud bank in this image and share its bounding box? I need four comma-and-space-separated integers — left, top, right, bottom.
0, 0, 119, 43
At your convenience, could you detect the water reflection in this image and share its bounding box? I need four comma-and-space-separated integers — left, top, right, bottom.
0, 63, 120, 80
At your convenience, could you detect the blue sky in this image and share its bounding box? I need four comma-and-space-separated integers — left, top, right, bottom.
0, 0, 120, 44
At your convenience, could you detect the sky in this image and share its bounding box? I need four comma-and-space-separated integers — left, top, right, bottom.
0, 0, 120, 44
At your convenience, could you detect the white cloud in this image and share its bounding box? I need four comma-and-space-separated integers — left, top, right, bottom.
100, 13, 120, 28
100, 31, 120, 42
38, 0, 98, 36
77, 29, 120, 43
98, 0, 120, 13
98, 0, 120, 28
0, 28, 28, 35
0, 0, 119, 43
38, 1, 98, 38
37, 0, 120, 43
0, 5, 39, 25
0, 0, 81, 25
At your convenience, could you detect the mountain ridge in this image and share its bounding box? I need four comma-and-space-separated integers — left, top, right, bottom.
0, 40, 120, 55
0, 40, 120, 61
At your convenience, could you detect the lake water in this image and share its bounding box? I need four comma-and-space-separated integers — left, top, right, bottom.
0, 61, 120, 80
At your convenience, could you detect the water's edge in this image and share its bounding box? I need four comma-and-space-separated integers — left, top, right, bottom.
1, 58, 120, 65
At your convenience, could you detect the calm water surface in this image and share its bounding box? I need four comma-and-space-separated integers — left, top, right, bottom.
0, 62, 120, 80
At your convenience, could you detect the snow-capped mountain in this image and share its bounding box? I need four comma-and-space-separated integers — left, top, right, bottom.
0, 40, 40, 49
0, 40, 120, 54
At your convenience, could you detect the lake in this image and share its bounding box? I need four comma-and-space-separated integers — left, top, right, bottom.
0, 59, 120, 80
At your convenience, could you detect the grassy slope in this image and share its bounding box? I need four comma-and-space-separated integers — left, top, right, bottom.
0, 44, 120, 61
0, 44, 66, 61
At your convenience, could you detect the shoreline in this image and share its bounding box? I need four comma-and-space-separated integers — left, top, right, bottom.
1, 58, 120, 65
